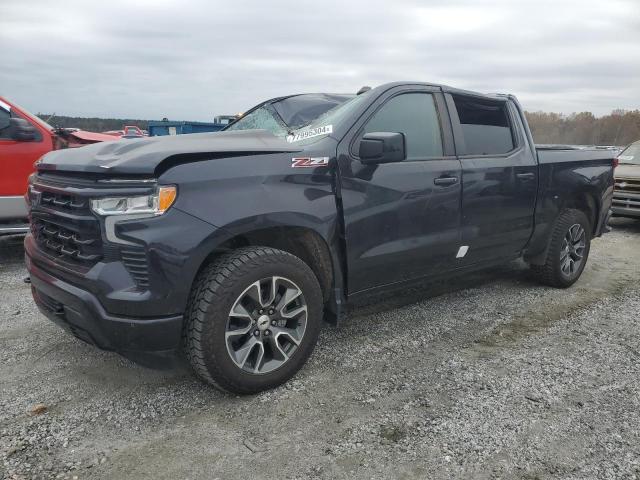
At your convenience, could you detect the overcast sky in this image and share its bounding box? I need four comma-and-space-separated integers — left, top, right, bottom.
1, 0, 638, 120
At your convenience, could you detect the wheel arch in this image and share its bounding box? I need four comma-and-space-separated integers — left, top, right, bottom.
525, 191, 597, 266
562, 187, 600, 236
190, 221, 345, 324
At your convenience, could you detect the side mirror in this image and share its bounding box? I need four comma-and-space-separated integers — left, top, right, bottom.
359, 132, 405, 165
8, 118, 37, 142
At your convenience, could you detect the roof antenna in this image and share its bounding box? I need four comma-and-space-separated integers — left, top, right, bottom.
357, 86, 371, 95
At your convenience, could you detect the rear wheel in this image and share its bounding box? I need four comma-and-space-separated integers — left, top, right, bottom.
184, 247, 323, 394
530, 209, 591, 288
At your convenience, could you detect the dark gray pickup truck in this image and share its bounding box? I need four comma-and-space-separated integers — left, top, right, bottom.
25, 82, 615, 393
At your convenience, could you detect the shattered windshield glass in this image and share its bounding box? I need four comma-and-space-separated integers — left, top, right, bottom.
285, 91, 373, 145
226, 92, 371, 142
301, 91, 371, 132
225, 105, 288, 137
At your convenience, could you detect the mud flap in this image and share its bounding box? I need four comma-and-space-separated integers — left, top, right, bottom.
323, 287, 345, 326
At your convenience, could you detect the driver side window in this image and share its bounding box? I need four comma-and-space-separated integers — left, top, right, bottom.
362, 93, 444, 160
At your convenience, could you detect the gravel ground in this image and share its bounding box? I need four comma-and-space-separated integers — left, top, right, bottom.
1, 219, 640, 480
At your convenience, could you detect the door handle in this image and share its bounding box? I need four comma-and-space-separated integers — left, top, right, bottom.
516, 172, 536, 180
434, 176, 458, 186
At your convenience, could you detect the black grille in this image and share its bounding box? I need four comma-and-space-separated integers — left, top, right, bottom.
31, 217, 102, 263
29, 174, 155, 282
121, 248, 150, 289
39, 190, 88, 211
30, 182, 103, 267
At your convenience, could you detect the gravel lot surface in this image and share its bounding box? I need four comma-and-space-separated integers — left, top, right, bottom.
1, 219, 640, 480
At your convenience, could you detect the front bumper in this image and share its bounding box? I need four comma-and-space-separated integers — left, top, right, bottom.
611, 205, 640, 218
612, 189, 640, 218
27, 252, 183, 356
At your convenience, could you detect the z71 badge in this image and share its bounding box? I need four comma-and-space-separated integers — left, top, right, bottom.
291, 157, 330, 168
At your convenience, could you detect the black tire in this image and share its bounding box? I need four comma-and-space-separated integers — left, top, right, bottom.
530, 209, 592, 288
184, 246, 323, 394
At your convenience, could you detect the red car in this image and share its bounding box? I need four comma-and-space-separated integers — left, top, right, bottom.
0, 97, 115, 235
122, 125, 145, 138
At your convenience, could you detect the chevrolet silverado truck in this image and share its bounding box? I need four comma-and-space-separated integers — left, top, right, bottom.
612, 140, 640, 219
25, 82, 615, 394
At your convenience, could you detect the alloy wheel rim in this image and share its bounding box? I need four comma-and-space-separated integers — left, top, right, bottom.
225, 276, 307, 374
560, 223, 586, 278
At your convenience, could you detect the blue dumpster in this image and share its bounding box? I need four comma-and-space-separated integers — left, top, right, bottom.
148, 120, 227, 137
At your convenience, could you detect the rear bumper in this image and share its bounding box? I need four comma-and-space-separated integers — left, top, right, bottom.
27, 252, 183, 356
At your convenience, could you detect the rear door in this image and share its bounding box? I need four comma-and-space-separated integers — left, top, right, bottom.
337, 86, 462, 294
446, 93, 537, 264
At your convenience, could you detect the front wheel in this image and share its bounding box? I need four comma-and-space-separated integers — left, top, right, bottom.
530, 209, 592, 288
184, 247, 323, 394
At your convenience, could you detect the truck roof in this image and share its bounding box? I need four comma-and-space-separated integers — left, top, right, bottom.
370, 81, 511, 102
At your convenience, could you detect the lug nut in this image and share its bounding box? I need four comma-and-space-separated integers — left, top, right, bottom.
264, 330, 271, 336
269, 309, 275, 315
253, 330, 260, 336
271, 320, 277, 326
258, 309, 264, 314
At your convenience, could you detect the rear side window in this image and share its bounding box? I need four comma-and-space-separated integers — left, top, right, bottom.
362, 93, 443, 160
452, 96, 515, 155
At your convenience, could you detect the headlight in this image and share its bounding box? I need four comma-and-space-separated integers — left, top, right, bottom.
91, 185, 177, 216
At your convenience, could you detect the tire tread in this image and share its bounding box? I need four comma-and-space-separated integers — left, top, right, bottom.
183, 246, 320, 393
530, 209, 591, 288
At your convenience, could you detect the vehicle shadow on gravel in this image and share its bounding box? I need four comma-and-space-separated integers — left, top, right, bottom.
347, 261, 530, 318
0, 234, 25, 264
609, 216, 640, 233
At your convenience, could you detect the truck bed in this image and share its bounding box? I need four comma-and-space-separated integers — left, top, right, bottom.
536, 146, 618, 165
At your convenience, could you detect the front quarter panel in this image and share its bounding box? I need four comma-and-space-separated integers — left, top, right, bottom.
161, 149, 338, 234
158, 145, 342, 280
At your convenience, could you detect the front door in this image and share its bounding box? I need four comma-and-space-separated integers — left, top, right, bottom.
337, 87, 463, 294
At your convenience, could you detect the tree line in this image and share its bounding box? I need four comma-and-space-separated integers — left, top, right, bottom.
38, 109, 640, 146
524, 110, 640, 146
38, 114, 155, 133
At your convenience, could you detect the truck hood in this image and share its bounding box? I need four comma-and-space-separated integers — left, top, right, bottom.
615, 163, 640, 179
37, 130, 301, 176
